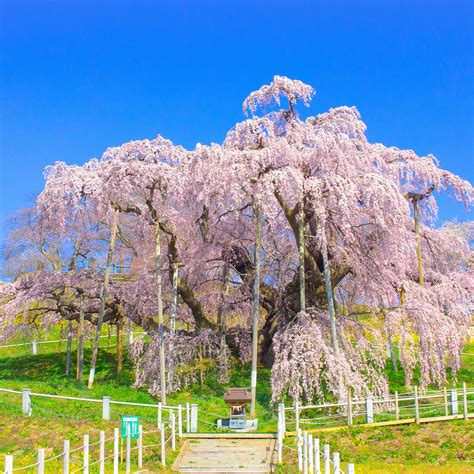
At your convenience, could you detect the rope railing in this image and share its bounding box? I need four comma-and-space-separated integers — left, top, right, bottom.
3, 423, 176, 473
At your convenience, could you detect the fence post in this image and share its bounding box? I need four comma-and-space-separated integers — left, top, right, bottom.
186, 402, 190, 432
4, 455, 13, 474
277, 410, 283, 464
303, 431, 308, 474
99, 430, 105, 474
414, 386, 419, 423
295, 400, 300, 434
308, 434, 314, 474
126, 425, 131, 474
63, 440, 70, 474
38, 448, 45, 474
463, 382, 468, 419
365, 397, 373, 424
178, 405, 183, 437
83, 434, 89, 474
347, 463, 355, 474
394, 391, 399, 421
113, 428, 119, 474
32, 340, 37, 355
160, 422, 166, 466
190, 403, 198, 432
314, 438, 320, 474
444, 388, 448, 416
171, 412, 176, 450
158, 402, 162, 426
333, 452, 340, 474
297, 428, 303, 472
323, 444, 330, 474
129, 330, 134, 345
22, 389, 32, 416
102, 396, 111, 421
347, 392, 353, 425
450, 388, 459, 415
138, 425, 143, 468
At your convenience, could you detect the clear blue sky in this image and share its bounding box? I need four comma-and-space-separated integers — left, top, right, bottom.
0, 0, 472, 233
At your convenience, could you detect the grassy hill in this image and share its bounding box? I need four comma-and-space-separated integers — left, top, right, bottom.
0, 337, 473, 472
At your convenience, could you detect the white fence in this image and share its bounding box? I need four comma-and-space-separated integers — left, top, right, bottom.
0, 332, 144, 355
0, 388, 198, 434
3, 421, 177, 473
279, 383, 473, 434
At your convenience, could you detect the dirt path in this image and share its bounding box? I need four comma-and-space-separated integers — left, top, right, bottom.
172, 438, 276, 473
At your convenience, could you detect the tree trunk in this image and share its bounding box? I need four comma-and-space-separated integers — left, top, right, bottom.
154, 221, 167, 404
321, 231, 339, 352
87, 207, 119, 389
77, 295, 85, 383
250, 205, 262, 417
413, 200, 424, 287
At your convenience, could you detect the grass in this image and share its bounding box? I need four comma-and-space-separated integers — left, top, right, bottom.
0, 333, 473, 472
276, 420, 474, 473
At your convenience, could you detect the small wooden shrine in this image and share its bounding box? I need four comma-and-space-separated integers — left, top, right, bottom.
223, 388, 252, 429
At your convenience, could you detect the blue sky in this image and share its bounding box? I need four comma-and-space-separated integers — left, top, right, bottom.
0, 0, 472, 234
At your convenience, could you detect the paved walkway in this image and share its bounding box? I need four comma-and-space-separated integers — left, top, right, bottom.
172, 438, 276, 473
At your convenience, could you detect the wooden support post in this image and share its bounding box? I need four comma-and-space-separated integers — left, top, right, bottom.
160, 422, 166, 466
113, 428, 119, 474
178, 405, 183, 437
83, 434, 89, 474
250, 204, 262, 418
450, 389, 458, 415
303, 431, 308, 474
32, 340, 37, 355
347, 463, 355, 474
333, 452, 340, 474
22, 389, 31, 416
158, 402, 162, 426
99, 431, 105, 474
365, 397, 373, 424
126, 425, 131, 474
463, 382, 468, 419
186, 402, 190, 433
347, 392, 353, 425
314, 438, 321, 474
63, 440, 70, 474
444, 388, 448, 416
394, 391, 399, 420
102, 396, 111, 421
117, 316, 123, 374
66, 320, 72, 376
4, 455, 13, 474
77, 295, 85, 383
88, 208, 119, 389
414, 386, 419, 423
323, 444, 330, 474
38, 448, 45, 474
138, 425, 143, 468
297, 428, 303, 472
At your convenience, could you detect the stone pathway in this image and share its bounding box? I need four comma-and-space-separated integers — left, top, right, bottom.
172, 438, 276, 473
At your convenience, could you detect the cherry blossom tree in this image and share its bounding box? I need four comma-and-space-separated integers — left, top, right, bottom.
1, 75, 472, 404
